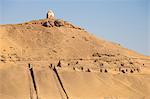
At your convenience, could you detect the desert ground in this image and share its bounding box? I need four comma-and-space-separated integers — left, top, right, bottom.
0, 18, 150, 99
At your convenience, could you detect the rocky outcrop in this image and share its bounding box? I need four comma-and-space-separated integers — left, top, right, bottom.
22, 19, 84, 30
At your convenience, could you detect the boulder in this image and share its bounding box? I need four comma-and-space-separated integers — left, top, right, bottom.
43, 22, 51, 27
54, 19, 64, 27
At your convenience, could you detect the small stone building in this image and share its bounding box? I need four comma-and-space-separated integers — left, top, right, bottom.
47, 10, 55, 19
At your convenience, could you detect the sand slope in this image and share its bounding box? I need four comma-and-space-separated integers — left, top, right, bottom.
0, 19, 150, 99
58, 70, 150, 99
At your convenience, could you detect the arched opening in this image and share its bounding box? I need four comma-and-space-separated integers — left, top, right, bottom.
81, 67, 83, 71
121, 70, 125, 73
87, 69, 91, 72
137, 68, 140, 72
100, 69, 102, 72
104, 69, 108, 73
130, 69, 134, 73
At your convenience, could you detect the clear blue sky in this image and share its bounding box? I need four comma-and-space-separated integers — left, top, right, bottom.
0, 0, 150, 56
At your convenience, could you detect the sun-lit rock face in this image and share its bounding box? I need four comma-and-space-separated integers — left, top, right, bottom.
46, 10, 55, 19
0, 18, 150, 99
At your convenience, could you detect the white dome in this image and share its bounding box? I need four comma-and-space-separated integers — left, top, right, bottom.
47, 10, 55, 18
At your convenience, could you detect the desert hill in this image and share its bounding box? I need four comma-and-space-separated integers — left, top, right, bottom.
0, 18, 150, 99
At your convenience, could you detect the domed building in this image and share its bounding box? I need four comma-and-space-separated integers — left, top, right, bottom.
46, 10, 55, 19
